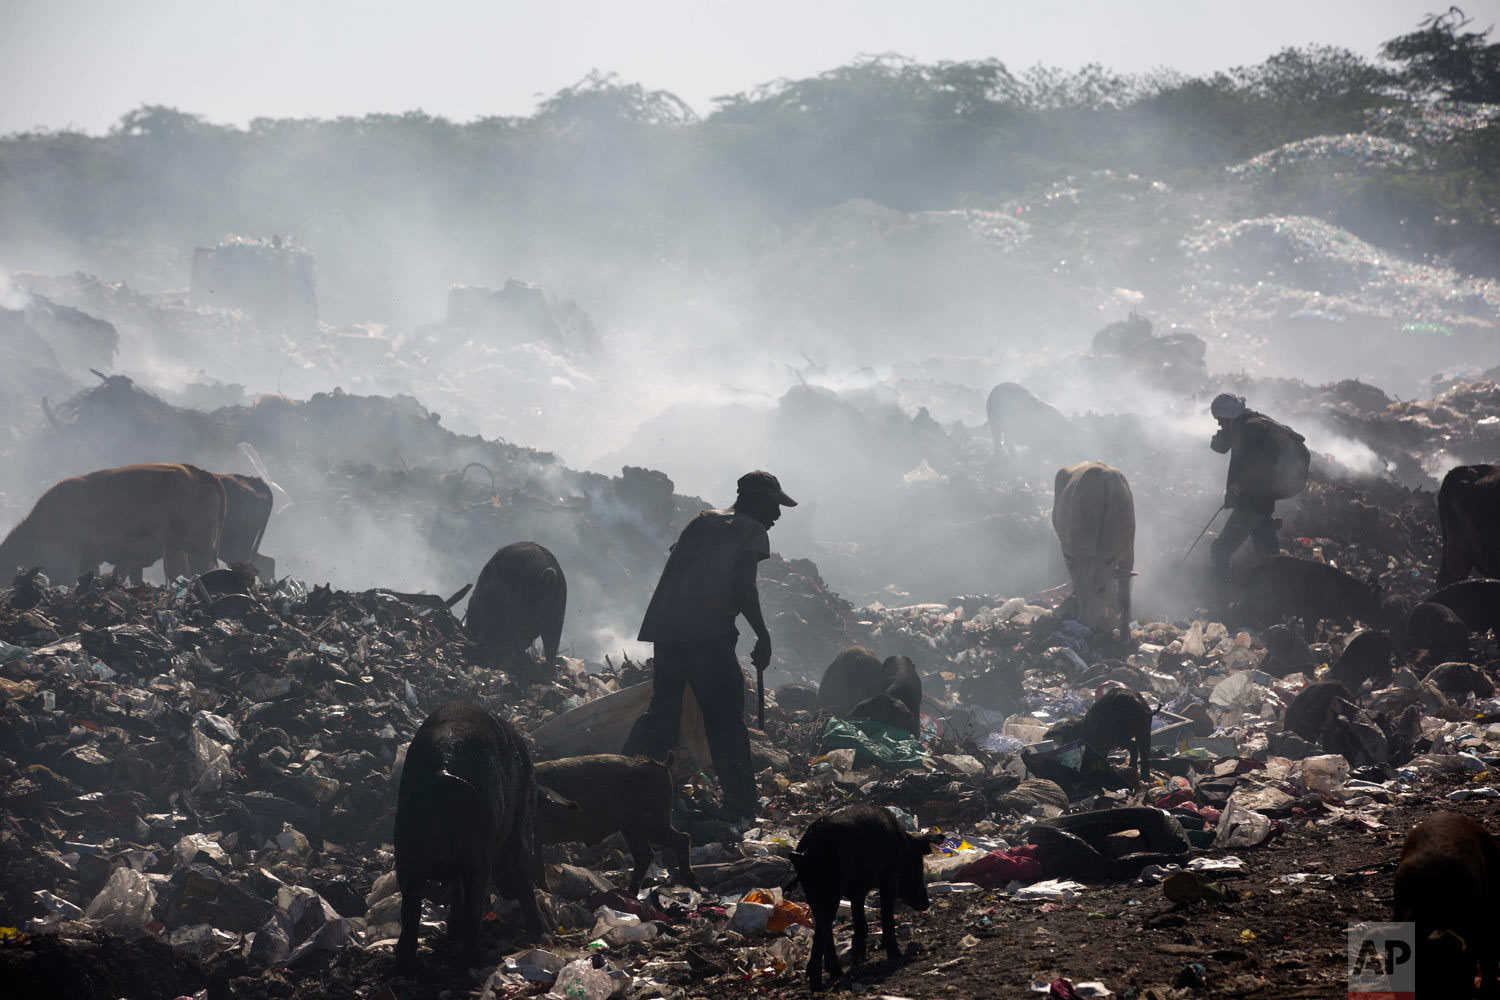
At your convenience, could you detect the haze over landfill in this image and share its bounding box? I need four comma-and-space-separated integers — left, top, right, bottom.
1, 3, 1499, 998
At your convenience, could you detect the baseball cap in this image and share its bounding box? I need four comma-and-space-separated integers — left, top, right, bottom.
1210, 393, 1247, 420
736, 470, 797, 507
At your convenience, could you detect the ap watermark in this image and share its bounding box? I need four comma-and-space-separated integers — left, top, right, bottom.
1348, 922, 1415, 999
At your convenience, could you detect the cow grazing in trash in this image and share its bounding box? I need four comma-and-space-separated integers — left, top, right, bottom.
1436, 464, 1500, 587
532, 753, 697, 896
986, 382, 1073, 465
393, 702, 562, 973
1393, 811, 1500, 997
0, 463, 225, 583
111, 471, 274, 583
216, 474, 275, 578
466, 541, 567, 667
787, 804, 943, 991
1052, 461, 1136, 637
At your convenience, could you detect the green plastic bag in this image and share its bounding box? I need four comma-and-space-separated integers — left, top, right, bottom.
819, 717, 927, 769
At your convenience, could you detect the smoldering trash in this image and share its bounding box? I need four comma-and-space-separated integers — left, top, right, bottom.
4, 22, 1500, 999
0, 361, 1496, 999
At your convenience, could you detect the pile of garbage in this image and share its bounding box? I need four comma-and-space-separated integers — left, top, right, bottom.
3, 552, 1498, 998
1365, 100, 1500, 145
1227, 133, 1420, 179
190, 236, 319, 337
1182, 215, 1500, 326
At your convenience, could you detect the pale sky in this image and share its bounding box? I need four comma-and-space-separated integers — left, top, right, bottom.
0, 0, 1476, 134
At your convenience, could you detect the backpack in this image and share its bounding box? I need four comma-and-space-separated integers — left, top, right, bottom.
1260, 416, 1310, 499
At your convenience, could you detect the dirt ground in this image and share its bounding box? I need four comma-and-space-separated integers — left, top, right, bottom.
1, 781, 1490, 1000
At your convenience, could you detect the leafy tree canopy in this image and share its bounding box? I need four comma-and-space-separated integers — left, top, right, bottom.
1381, 7, 1500, 101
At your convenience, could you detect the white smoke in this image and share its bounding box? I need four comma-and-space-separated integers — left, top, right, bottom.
0, 265, 32, 309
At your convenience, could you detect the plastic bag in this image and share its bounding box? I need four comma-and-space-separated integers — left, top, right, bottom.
175, 833, 229, 866
553, 957, 614, 1000
589, 905, 657, 946
727, 900, 774, 936
1300, 754, 1350, 794
818, 717, 927, 768
1209, 672, 1265, 712
743, 889, 813, 932
1213, 794, 1274, 848
84, 866, 157, 932
191, 730, 232, 794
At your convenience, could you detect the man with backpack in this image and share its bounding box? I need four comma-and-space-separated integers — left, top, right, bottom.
1208, 393, 1308, 613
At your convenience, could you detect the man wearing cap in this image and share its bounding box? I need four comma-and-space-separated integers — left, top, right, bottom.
1208, 393, 1282, 611
623, 471, 796, 822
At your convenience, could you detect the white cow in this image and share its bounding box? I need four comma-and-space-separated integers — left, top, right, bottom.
1052, 461, 1136, 635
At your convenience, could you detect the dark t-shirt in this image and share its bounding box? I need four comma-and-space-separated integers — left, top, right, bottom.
637, 509, 771, 643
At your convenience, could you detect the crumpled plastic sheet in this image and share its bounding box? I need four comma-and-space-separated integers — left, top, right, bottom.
819, 717, 928, 768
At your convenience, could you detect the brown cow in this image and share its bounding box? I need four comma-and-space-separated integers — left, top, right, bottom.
215, 474, 274, 574
1437, 464, 1500, 587
0, 464, 225, 583
1053, 461, 1136, 636
110, 472, 273, 582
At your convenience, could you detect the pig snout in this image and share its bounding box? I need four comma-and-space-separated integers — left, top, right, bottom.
899, 831, 940, 910
1044, 718, 1085, 745
851, 692, 920, 736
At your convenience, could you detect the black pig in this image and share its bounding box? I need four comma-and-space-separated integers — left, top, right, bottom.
1428, 578, 1500, 637
1328, 629, 1393, 689
1044, 685, 1153, 781
1394, 601, 1470, 664
816, 646, 882, 714
533, 753, 697, 895
1393, 812, 1499, 996
393, 702, 552, 973
787, 804, 942, 992
466, 542, 567, 667
1235, 555, 1380, 629
851, 655, 923, 737
1283, 680, 1353, 743
818, 648, 924, 737
774, 682, 819, 712
1423, 662, 1495, 699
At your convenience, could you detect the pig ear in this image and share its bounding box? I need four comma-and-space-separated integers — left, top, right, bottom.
539, 785, 578, 810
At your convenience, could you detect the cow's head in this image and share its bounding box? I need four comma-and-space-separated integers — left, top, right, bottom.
1064, 554, 1111, 630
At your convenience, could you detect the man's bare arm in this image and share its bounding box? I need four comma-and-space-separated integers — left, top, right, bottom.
734, 552, 771, 668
